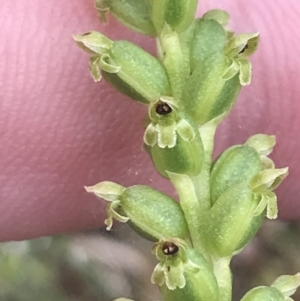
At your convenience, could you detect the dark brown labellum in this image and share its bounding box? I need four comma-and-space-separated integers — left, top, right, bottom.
239, 44, 249, 54
162, 242, 179, 255
155, 102, 172, 115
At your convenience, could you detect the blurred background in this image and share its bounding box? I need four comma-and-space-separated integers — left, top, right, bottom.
1, 220, 300, 301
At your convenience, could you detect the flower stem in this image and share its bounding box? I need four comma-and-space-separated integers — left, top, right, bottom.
167, 171, 211, 263
193, 114, 225, 210
213, 257, 232, 301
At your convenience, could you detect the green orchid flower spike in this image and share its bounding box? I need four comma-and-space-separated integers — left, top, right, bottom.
151, 238, 219, 301
85, 182, 190, 243
74, 0, 300, 300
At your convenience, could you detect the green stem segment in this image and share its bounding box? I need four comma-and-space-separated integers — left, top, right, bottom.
213, 257, 232, 301
167, 171, 210, 263
193, 114, 225, 209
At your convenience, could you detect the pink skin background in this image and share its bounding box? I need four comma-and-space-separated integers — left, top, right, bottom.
1, 0, 300, 242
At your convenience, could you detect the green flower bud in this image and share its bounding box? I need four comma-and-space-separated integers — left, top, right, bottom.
203, 166, 288, 257
85, 182, 190, 242
151, 0, 198, 33
249, 167, 288, 220
73, 32, 171, 104
151, 238, 218, 301
202, 181, 260, 257
190, 17, 227, 72
245, 134, 277, 169
241, 274, 300, 301
271, 274, 300, 299
182, 51, 241, 125
245, 134, 276, 156
210, 141, 268, 252
240, 286, 285, 301
210, 144, 262, 205
144, 97, 204, 178
95, 0, 156, 36
203, 9, 230, 27
202, 9, 234, 39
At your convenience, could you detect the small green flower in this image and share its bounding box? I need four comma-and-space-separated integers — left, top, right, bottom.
223, 32, 260, 85
73, 32, 171, 104
182, 51, 241, 125
210, 133, 276, 205
151, 238, 219, 301
202, 166, 288, 257
85, 182, 190, 242
144, 97, 204, 177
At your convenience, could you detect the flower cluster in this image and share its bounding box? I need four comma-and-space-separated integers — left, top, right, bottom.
74, 0, 300, 300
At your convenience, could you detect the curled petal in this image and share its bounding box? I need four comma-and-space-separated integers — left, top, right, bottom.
237, 58, 252, 85
89, 56, 102, 82
99, 54, 121, 73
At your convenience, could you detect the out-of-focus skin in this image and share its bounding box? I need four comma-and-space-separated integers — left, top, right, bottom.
0, 0, 300, 242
